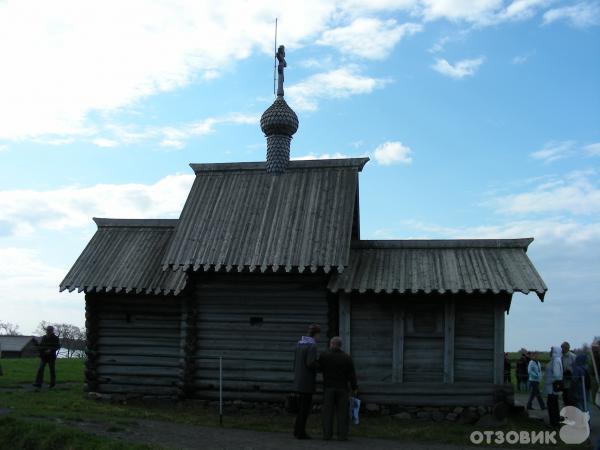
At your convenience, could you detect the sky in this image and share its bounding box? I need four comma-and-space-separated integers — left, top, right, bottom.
0, 0, 599, 351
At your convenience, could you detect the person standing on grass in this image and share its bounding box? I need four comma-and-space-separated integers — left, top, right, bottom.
561, 341, 576, 406
526, 352, 546, 410
544, 346, 564, 427
33, 325, 60, 388
569, 354, 591, 415
517, 353, 530, 392
318, 336, 358, 442
293, 323, 320, 440
504, 353, 512, 384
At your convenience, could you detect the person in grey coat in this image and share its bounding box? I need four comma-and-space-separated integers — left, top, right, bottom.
293, 323, 321, 440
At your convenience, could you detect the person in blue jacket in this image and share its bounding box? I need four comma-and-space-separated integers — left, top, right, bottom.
526, 352, 546, 410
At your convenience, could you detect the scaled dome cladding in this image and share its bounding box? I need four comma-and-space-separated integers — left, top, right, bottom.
260, 97, 299, 136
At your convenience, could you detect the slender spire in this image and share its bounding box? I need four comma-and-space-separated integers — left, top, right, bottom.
260, 43, 298, 174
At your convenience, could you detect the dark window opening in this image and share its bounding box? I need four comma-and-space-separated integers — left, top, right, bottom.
126, 313, 132, 323
249, 316, 263, 326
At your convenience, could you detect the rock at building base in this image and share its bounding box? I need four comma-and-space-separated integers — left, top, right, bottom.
393, 412, 412, 420
365, 403, 379, 413
431, 411, 445, 422
476, 414, 508, 428
458, 409, 480, 425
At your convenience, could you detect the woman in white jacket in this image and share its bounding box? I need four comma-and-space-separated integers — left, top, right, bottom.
545, 346, 564, 426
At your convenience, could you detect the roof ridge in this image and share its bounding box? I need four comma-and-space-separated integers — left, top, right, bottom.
352, 238, 534, 249
190, 157, 369, 173
93, 218, 178, 228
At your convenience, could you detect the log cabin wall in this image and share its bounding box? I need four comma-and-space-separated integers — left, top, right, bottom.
343, 292, 509, 406
88, 293, 182, 397
192, 273, 330, 401
454, 297, 495, 383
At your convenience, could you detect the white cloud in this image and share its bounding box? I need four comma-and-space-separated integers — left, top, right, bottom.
293, 152, 351, 160
317, 18, 422, 59
287, 67, 388, 111
0, 247, 84, 333
0, 174, 195, 236
432, 57, 484, 79
0, 0, 339, 140
584, 142, 600, 156
500, 0, 553, 21
530, 140, 576, 163
511, 52, 533, 64
543, 2, 600, 27
373, 141, 413, 165
0, 0, 579, 142
421, 0, 553, 25
91, 138, 118, 148
490, 170, 600, 215
421, 0, 502, 23
103, 113, 257, 149
398, 217, 600, 243
512, 55, 528, 64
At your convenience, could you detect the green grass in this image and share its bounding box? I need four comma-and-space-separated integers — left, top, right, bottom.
0, 416, 155, 450
0, 358, 83, 387
0, 358, 591, 449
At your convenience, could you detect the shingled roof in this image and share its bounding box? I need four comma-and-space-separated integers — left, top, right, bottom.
327, 239, 547, 300
161, 158, 369, 273
60, 218, 187, 295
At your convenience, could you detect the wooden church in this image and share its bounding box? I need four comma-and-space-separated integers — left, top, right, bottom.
60, 47, 546, 407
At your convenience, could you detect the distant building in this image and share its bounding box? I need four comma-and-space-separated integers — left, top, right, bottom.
0, 336, 38, 358
60, 48, 547, 407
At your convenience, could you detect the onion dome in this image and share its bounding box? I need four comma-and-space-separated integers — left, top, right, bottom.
260, 97, 299, 136
260, 97, 299, 174
261, 44, 299, 174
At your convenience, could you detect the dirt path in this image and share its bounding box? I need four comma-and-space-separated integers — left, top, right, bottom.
69, 418, 503, 450
514, 392, 597, 449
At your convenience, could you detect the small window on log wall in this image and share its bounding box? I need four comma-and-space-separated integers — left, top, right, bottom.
125, 313, 132, 323
249, 317, 263, 326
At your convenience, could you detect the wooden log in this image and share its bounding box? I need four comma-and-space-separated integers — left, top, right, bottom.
96, 365, 179, 377
99, 384, 177, 395
392, 304, 404, 382
194, 370, 294, 383
443, 299, 455, 383
493, 299, 505, 384
97, 355, 179, 367
339, 293, 351, 353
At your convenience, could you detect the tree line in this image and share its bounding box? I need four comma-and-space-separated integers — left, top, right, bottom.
0, 320, 85, 358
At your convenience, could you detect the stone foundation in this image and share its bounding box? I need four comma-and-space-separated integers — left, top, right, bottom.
89, 392, 509, 424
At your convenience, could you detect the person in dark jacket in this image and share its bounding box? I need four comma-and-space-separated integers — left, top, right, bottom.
33, 326, 60, 388
293, 323, 320, 440
504, 353, 512, 384
516, 353, 530, 392
569, 354, 591, 414
318, 336, 358, 441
